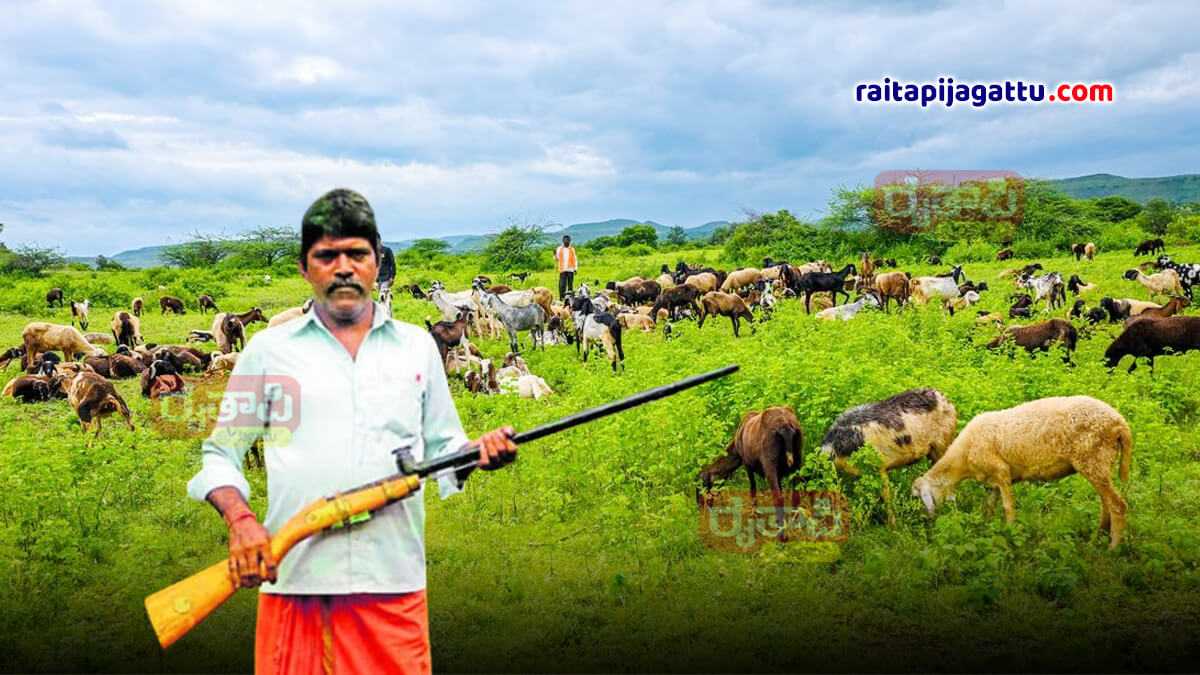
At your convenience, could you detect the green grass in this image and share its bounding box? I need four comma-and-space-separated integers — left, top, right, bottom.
2, 245, 1200, 672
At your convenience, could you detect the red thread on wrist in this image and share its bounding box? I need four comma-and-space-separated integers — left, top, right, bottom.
227, 510, 257, 526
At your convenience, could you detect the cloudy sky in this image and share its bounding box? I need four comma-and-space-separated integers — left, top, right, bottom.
2, 0, 1197, 256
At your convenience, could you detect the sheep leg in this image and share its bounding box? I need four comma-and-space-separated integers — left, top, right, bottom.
1080, 469, 1127, 549
730, 315, 738, 337
879, 469, 897, 528
994, 477, 1017, 523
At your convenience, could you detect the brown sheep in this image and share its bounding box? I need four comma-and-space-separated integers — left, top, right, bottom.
1125, 296, 1190, 325
0, 346, 25, 370
2, 374, 65, 402
63, 371, 134, 439
110, 311, 143, 349
486, 285, 512, 295
425, 311, 471, 372
20, 322, 106, 370
1105, 316, 1200, 372
697, 406, 804, 537
873, 271, 911, 311
160, 296, 186, 315
697, 291, 755, 337
131, 296, 144, 317
684, 272, 719, 294
141, 359, 187, 399
84, 354, 145, 380
616, 312, 656, 332
197, 294, 219, 314
46, 288, 64, 308
719, 268, 764, 294
987, 318, 1078, 359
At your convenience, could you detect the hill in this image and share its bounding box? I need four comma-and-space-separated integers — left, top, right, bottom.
1047, 173, 1200, 203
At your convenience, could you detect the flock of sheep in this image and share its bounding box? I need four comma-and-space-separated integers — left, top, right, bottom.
3, 236, 1197, 547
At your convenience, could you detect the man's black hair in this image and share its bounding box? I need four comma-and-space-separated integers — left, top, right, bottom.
300, 188, 381, 268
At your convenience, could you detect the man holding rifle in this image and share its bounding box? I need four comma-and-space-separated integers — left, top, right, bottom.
186, 188, 517, 675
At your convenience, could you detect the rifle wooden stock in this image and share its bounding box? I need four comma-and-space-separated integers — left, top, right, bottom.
145, 473, 421, 649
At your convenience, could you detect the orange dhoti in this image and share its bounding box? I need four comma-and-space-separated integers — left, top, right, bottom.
255, 591, 430, 675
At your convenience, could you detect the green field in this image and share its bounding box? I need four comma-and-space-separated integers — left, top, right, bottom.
2, 244, 1200, 672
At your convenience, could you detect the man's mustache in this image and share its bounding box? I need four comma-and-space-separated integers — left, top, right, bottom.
327, 280, 365, 296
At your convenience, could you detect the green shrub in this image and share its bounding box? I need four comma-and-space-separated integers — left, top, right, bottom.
943, 239, 996, 263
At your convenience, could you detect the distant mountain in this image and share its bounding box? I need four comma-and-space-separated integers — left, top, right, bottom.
72, 218, 730, 268
1047, 173, 1200, 203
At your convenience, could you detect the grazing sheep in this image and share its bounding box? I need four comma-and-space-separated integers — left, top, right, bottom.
820, 389, 957, 525
267, 299, 314, 328
63, 371, 135, 439
1100, 297, 1162, 323
697, 292, 755, 337
698, 406, 804, 535
20, 322, 105, 370
1067, 275, 1096, 296
651, 285, 702, 323
46, 288, 64, 308
874, 271, 911, 311
160, 296, 186, 315
912, 396, 1131, 549
987, 318, 1078, 359
1104, 316, 1200, 372
1155, 255, 1200, 300
996, 248, 1014, 261
131, 297, 144, 317
69, 300, 90, 332
613, 279, 661, 306
816, 290, 881, 321
197, 294, 219, 314
83, 354, 145, 380
797, 264, 858, 313
0, 346, 25, 370
720, 268, 764, 294
1126, 296, 1190, 324
187, 330, 216, 343
1134, 238, 1165, 256
110, 311, 143, 349
1019, 271, 1066, 308
683, 272, 720, 294
909, 275, 961, 305
655, 265, 676, 290
1123, 268, 1184, 299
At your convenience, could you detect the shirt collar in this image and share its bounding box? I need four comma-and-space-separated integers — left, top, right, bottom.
293, 300, 395, 339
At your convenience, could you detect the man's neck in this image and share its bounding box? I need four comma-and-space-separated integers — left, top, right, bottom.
313, 300, 375, 360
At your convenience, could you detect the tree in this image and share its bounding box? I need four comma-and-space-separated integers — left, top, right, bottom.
1140, 198, 1175, 236
2, 245, 66, 276
407, 238, 451, 257
484, 224, 546, 271
238, 226, 300, 267
162, 232, 234, 268
664, 226, 688, 247
1091, 195, 1142, 223
618, 224, 658, 247
95, 255, 126, 271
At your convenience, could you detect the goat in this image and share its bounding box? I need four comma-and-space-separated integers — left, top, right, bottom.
197, 294, 219, 314
909, 275, 961, 305
698, 406, 803, 537
651, 285, 702, 323
571, 294, 624, 372
160, 296, 186, 315
1104, 316, 1200, 372
1019, 271, 1066, 308
69, 299, 91, 331
131, 296, 144, 317
46, 288, 64, 308
821, 388, 956, 526
797, 264, 857, 313
1100, 297, 1162, 323
21, 322, 105, 370
267, 299, 315, 328
110, 311, 143, 349
816, 290, 881, 321
987, 318, 1077, 360
1134, 238, 1165, 256
720, 268, 764, 294
1123, 268, 1184, 299
426, 311, 472, 371
482, 292, 546, 354
913, 397, 1131, 549
996, 248, 1014, 261
697, 292, 755, 336
1067, 274, 1097, 296
1072, 242, 1097, 261
509, 271, 530, 284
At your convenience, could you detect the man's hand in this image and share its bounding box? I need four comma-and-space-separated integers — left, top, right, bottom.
226, 512, 277, 589
476, 425, 517, 470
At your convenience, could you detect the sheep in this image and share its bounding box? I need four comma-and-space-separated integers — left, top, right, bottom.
207, 352, 240, 374
508, 271, 530, 284
426, 311, 472, 371
720, 268, 764, 294
20, 322, 105, 370
1126, 296, 1190, 324
83, 332, 115, 345
1100, 297, 1162, 323
698, 406, 804, 536
1067, 274, 1097, 296
0, 346, 25, 370
697, 291, 755, 337
1134, 238, 1165, 256
160, 296, 186, 314
683, 272, 720, 294
820, 388, 957, 526
46, 288, 64, 308
1019, 271, 1066, 308
996, 248, 1014, 261
1071, 242, 1097, 261
68, 299, 91, 332
131, 296, 144, 317
1155, 255, 1200, 300
617, 312, 656, 332
187, 330, 216, 343
267, 299, 314, 328
650, 285, 702, 323
3, 374, 65, 402
912, 396, 1131, 549
1104, 316, 1200, 372
25, 352, 61, 375
1123, 268, 1184, 299
655, 265, 676, 290
110, 311, 143, 349
63, 370, 135, 440
196, 294, 218, 314
494, 354, 555, 400
83, 353, 145, 380
614, 280, 661, 306
987, 318, 1078, 359
141, 358, 187, 399
570, 294, 625, 372
152, 345, 210, 373
927, 255, 942, 265
873, 271, 911, 311
816, 290, 881, 321
909, 275, 960, 305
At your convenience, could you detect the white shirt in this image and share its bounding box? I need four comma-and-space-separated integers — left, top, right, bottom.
186, 302, 469, 595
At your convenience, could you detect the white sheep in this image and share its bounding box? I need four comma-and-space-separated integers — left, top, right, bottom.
266, 299, 314, 328
816, 291, 881, 321
912, 396, 1131, 549
908, 276, 960, 305
206, 352, 240, 374
1123, 268, 1184, 299
21, 322, 106, 369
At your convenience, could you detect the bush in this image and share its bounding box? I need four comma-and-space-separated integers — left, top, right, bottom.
1095, 222, 1149, 252
1010, 239, 1057, 259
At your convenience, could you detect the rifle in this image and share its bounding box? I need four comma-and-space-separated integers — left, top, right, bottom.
145, 364, 738, 649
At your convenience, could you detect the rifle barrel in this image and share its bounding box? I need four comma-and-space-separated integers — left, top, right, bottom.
413, 364, 738, 476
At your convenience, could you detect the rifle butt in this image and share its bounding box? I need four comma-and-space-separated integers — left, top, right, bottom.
144, 558, 237, 649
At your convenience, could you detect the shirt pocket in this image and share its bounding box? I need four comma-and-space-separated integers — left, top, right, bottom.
361, 362, 425, 446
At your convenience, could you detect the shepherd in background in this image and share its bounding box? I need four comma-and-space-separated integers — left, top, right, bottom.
556, 234, 578, 301
377, 243, 396, 315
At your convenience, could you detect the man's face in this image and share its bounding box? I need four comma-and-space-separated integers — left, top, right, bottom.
563, 237, 570, 246
300, 235, 378, 322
